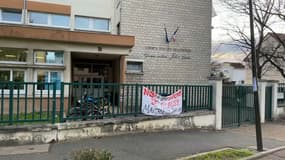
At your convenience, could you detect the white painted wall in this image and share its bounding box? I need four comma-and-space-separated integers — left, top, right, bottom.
221, 64, 246, 84
231, 69, 246, 84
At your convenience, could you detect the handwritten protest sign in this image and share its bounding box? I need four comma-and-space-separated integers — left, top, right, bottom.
141, 87, 182, 116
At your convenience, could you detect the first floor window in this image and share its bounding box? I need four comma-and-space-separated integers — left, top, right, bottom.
36, 70, 62, 90
0, 70, 25, 89
75, 16, 110, 32
126, 61, 143, 73
0, 48, 27, 62
0, 8, 22, 23
29, 11, 70, 28
35, 50, 64, 65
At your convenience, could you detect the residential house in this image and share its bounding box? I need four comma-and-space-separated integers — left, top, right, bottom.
244, 33, 285, 84
211, 61, 246, 84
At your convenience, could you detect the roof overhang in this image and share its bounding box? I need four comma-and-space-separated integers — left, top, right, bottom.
0, 25, 135, 47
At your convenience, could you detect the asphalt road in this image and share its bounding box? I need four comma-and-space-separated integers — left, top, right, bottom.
0, 129, 285, 160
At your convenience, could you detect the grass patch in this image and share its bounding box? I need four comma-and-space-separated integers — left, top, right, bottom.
71, 148, 113, 160
184, 149, 254, 160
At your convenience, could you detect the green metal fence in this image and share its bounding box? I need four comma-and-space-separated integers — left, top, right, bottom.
0, 82, 57, 125
222, 85, 255, 128
0, 82, 212, 125
278, 83, 285, 105
60, 83, 213, 122
265, 86, 272, 121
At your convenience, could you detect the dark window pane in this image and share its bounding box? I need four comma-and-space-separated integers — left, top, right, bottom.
127, 62, 143, 73
0, 48, 27, 62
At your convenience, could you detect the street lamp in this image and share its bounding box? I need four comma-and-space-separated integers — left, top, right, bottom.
248, 0, 263, 152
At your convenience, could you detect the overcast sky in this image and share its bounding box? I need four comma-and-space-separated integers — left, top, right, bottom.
212, 0, 285, 55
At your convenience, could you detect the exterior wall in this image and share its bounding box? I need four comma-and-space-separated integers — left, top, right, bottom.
230, 69, 246, 84
120, 0, 212, 84
0, 98, 69, 114
0, 38, 131, 87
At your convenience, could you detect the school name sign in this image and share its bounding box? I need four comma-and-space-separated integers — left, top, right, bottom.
141, 87, 182, 116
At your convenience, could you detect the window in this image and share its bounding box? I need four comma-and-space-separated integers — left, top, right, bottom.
127, 61, 143, 73
0, 70, 25, 89
94, 19, 109, 31
75, 16, 89, 29
29, 12, 48, 25
29, 11, 70, 28
36, 70, 62, 90
0, 48, 27, 62
51, 14, 69, 27
75, 16, 110, 32
35, 50, 64, 65
0, 9, 22, 23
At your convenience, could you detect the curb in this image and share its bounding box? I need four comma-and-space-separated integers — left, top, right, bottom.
242, 146, 285, 160
175, 148, 233, 160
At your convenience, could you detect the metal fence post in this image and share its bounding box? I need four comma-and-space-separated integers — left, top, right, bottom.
209, 86, 213, 110
135, 83, 139, 116
237, 87, 241, 127
60, 82, 65, 123
184, 86, 188, 112
9, 82, 14, 125
52, 82, 57, 124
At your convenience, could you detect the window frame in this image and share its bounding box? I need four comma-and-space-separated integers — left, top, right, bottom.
34, 70, 63, 94
28, 11, 70, 29
34, 50, 64, 66
0, 8, 23, 24
0, 69, 26, 94
126, 59, 144, 74
0, 47, 28, 64
75, 15, 110, 32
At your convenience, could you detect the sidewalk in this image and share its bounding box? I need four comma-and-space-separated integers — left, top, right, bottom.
0, 128, 284, 160
257, 148, 285, 160
246, 146, 285, 160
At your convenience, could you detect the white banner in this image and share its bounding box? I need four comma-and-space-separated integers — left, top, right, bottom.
141, 87, 182, 116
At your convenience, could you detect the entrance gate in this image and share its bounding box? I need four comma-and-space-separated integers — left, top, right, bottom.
222, 85, 255, 128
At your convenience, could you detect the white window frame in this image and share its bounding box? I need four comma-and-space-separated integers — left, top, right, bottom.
28, 11, 70, 29
0, 8, 23, 24
75, 15, 110, 32
126, 59, 144, 74
34, 50, 64, 66
34, 70, 63, 95
0, 69, 26, 94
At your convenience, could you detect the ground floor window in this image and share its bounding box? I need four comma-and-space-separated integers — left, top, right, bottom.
36, 70, 63, 90
126, 60, 143, 73
0, 69, 25, 89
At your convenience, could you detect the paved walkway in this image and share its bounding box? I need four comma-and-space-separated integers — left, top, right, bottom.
228, 121, 285, 142
256, 149, 285, 160
0, 121, 284, 160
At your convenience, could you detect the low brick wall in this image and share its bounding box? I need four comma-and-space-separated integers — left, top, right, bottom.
0, 110, 215, 145
0, 97, 69, 114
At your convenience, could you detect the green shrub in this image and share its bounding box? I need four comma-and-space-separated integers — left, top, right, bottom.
71, 149, 113, 160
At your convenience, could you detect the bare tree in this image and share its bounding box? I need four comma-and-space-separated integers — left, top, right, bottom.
220, 0, 285, 79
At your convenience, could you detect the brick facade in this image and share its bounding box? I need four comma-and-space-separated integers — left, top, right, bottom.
120, 0, 212, 84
